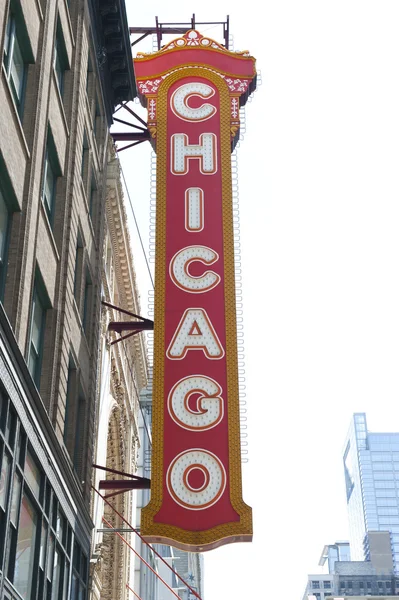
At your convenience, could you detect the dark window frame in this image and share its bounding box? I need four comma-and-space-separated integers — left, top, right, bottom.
82, 266, 92, 336
2, 9, 28, 116
0, 391, 88, 600
27, 285, 46, 387
53, 20, 68, 97
27, 271, 51, 389
41, 128, 61, 224
64, 358, 86, 478
0, 182, 12, 300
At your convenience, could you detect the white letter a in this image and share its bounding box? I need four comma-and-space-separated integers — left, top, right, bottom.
167, 309, 224, 360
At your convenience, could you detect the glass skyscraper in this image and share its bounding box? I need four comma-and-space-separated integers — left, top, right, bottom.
343, 413, 399, 569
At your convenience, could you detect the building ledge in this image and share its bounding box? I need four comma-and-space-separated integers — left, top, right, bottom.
89, 0, 137, 125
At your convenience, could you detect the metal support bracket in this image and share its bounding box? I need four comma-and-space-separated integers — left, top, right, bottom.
102, 300, 153, 346
93, 464, 151, 499
111, 105, 151, 152
130, 14, 230, 50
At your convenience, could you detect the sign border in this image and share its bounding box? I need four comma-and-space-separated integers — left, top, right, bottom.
141, 66, 252, 551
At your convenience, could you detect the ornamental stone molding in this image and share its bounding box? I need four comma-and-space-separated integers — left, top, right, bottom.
105, 145, 149, 395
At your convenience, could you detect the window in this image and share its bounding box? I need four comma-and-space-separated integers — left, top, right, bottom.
81, 130, 89, 181
3, 11, 27, 112
82, 267, 92, 335
73, 232, 83, 301
376, 489, 396, 497
71, 542, 87, 600
344, 442, 355, 500
73, 393, 85, 475
54, 39, 64, 94
41, 131, 60, 222
375, 481, 396, 488
89, 177, 97, 221
25, 448, 41, 498
379, 516, 399, 524
63, 358, 76, 446
27, 280, 47, 387
64, 360, 85, 477
311, 581, 320, 588
0, 393, 85, 600
12, 492, 38, 598
378, 507, 399, 515
86, 54, 93, 95
0, 185, 11, 297
94, 97, 102, 150
323, 581, 331, 588
54, 24, 67, 96
42, 150, 55, 217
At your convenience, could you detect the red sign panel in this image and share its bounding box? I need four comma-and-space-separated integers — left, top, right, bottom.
134, 30, 256, 552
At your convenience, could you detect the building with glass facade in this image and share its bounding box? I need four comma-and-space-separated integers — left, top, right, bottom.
303, 534, 399, 599
319, 541, 351, 574
303, 543, 350, 600
343, 413, 399, 569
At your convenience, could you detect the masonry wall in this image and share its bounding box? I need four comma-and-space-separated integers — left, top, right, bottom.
0, 0, 109, 506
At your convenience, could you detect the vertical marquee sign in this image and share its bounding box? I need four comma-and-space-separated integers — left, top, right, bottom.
134, 30, 257, 551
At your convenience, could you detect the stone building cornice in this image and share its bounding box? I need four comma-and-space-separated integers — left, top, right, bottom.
105, 143, 149, 395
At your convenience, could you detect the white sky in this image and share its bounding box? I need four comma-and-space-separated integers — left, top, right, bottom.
119, 2, 399, 598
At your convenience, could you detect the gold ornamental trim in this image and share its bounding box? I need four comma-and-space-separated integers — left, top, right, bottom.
135, 30, 254, 62
141, 66, 252, 550
135, 62, 257, 82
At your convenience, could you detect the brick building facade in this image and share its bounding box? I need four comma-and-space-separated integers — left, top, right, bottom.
0, 0, 135, 598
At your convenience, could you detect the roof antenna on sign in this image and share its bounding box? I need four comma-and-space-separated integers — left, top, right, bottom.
191, 13, 196, 30
155, 16, 161, 51
225, 15, 230, 50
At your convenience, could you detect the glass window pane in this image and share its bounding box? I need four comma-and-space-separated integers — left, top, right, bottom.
78, 583, 84, 600
28, 350, 37, 381
31, 295, 44, 351
40, 521, 47, 570
51, 548, 62, 600
81, 553, 87, 580
47, 532, 54, 581
10, 35, 24, 102
71, 573, 78, 600
63, 561, 70, 600
5, 405, 16, 447
73, 542, 80, 571
0, 451, 12, 510
3, 15, 12, 65
54, 43, 63, 93
13, 494, 38, 600
25, 449, 41, 498
10, 472, 22, 525
0, 188, 9, 262
57, 510, 66, 546
43, 159, 54, 214
17, 429, 25, 467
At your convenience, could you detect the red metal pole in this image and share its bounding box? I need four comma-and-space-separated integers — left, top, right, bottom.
126, 583, 144, 600
102, 516, 181, 600
92, 486, 202, 600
